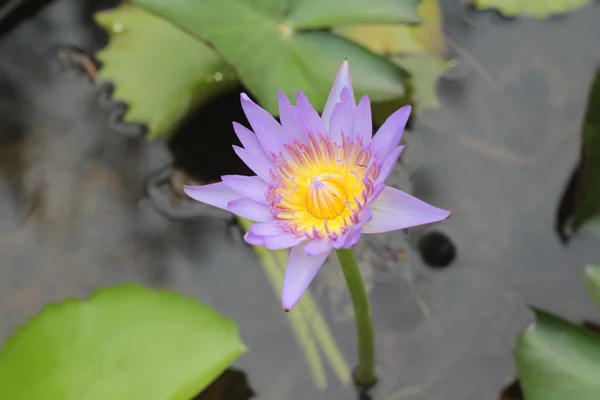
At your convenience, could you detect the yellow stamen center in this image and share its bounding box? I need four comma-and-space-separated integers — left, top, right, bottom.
307, 175, 347, 219
267, 134, 379, 239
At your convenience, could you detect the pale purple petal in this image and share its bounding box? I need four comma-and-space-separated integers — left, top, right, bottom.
337, 229, 361, 249
322, 60, 355, 131
363, 186, 451, 234
227, 197, 272, 222
278, 91, 305, 142
232, 122, 272, 164
370, 105, 411, 161
282, 245, 331, 311
376, 146, 405, 183
329, 88, 356, 143
240, 93, 287, 155
250, 222, 285, 236
333, 208, 372, 249
183, 182, 241, 212
264, 234, 305, 250
304, 238, 333, 256
296, 91, 326, 137
233, 145, 274, 183
221, 175, 269, 204
354, 95, 373, 143
244, 231, 265, 246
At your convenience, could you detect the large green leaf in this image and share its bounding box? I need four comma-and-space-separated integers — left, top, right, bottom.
95, 5, 235, 139
288, 0, 420, 29
573, 68, 600, 230
584, 264, 600, 308
515, 309, 600, 400
469, 0, 592, 18
393, 55, 449, 111
336, 0, 445, 55
133, 0, 406, 114
336, 0, 451, 113
0, 284, 246, 400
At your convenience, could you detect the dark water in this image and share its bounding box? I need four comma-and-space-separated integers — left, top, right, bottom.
1, 0, 600, 399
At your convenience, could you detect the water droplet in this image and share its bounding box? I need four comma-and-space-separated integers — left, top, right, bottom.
112, 22, 124, 33
214, 72, 223, 82
276, 24, 293, 38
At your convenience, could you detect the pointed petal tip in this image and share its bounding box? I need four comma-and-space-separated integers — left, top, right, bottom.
322, 59, 355, 129
183, 182, 245, 212
283, 307, 290, 313
282, 245, 329, 313
182, 185, 195, 199
435, 207, 452, 221
364, 187, 452, 234
339, 60, 349, 75
337, 60, 351, 79
277, 90, 288, 106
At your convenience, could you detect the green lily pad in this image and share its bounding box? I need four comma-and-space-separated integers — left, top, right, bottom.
469, 0, 592, 18
336, 0, 451, 113
95, 5, 235, 139
393, 55, 450, 111
337, 0, 445, 55
573, 68, 600, 231
133, 0, 406, 114
288, 0, 420, 29
584, 264, 600, 308
515, 309, 600, 400
0, 284, 246, 400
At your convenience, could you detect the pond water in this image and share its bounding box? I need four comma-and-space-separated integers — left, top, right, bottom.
1, 0, 600, 399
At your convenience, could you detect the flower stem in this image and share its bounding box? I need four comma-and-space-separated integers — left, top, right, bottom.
335, 248, 377, 388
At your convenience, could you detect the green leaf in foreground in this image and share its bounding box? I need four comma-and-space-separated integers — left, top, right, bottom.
94, 4, 235, 139
133, 0, 406, 114
469, 0, 592, 18
584, 264, 600, 309
573, 68, 600, 231
515, 309, 600, 400
0, 284, 246, 400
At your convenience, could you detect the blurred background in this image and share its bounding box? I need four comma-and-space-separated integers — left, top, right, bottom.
1, 0, 600, 399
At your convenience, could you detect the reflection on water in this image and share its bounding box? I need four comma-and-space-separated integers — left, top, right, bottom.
0, 0, 599, 399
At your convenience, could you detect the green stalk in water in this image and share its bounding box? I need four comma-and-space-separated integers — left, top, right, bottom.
335, 248, 377, 388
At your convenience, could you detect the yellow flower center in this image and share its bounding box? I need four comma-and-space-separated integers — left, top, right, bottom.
267, 134, 379, 239
307, 174, 347, 219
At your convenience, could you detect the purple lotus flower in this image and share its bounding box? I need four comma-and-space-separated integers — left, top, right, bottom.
184, 60, 451, 311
